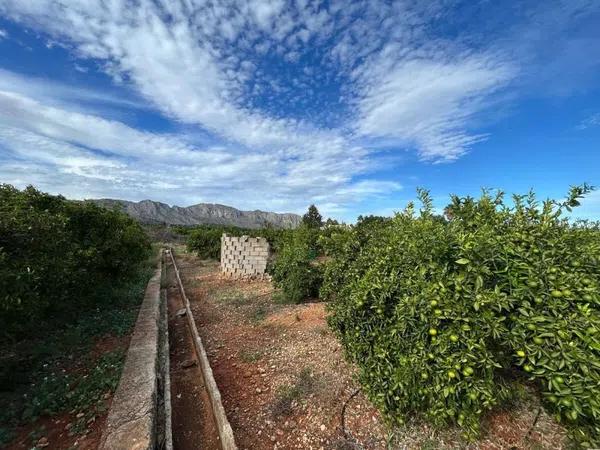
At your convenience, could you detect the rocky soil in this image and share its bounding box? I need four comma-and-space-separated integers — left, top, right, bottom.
173, 248, 567, 450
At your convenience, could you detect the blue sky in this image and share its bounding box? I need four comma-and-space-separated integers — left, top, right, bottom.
0, 0, 599, 221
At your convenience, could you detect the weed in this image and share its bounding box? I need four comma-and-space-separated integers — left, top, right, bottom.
271, 368, 316, 418
272, 290, 294, 305
214, 289, 247, 307
332, 438, 361, 450
0, 261, 152, 447
419, 438, 442, 450
27, 425, 46, 445
239, 349, 264, 363
317, 326, 329, 337
17, 350, 124, 424
250, 305, 268, 323
0, 427, 14, 445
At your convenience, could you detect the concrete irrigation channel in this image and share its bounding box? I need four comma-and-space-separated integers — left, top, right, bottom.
99, 248, 236, 450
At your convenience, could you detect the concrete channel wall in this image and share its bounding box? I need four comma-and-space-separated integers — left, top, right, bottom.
168, 248, 238, 450
99, 251, 172, 450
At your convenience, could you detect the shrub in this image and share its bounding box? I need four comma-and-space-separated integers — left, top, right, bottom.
0, 184, 151, 340
186, 224, 292, 259
271, 225, 323, 303
186, 225, 232, 259
322, 186, 600, 446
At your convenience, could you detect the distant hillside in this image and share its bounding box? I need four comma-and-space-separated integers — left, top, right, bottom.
88, 199, 302, 229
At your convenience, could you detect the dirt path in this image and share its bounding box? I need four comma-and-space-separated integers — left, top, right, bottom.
172, 247, 568, 450
173, 249, 388, 450
166, 255, 221, 450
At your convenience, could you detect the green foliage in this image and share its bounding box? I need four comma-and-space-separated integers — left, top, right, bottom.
0, 349, 125, 447
18, 350, 125, 423
302, 204, 323, 228
0, 184, 151, 340
0, 240, 154, 446
271, 225, 323, 303
186, 223, 292, 259
186, 224, 235, 259
322, 185, 600, 446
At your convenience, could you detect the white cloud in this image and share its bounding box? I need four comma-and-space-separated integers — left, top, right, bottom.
0, 28, 7, 39
0, 0, 512, 164
0, 68, 148, 112
572, 189, 600, 221
0, 77, 397, 217
355, 55, 514, 161
576, 113, 600, 130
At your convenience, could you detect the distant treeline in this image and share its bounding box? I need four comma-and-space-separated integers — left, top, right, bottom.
179, 223, 294, 259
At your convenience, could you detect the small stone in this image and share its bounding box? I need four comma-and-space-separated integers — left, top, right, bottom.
176, 308, 187, 317
320, 424, 326, 432
37, 437, 49, 447
76, 412, 85, 418
180, 359, 197, 369
256, 388, 262, 394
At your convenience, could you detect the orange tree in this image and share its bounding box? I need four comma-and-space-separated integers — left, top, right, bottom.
0, 184, 150, 340
272, 224, 323, 303
322, 185, 600, 446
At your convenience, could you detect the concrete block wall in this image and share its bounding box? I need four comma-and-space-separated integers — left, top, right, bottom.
221, 233, 270, 279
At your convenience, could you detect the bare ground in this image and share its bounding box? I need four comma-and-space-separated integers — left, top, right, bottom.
173, 247, 567, 450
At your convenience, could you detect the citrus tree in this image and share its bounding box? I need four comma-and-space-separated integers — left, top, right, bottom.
322, 185, 600, 446
0, 184, 150, 340
271, 225, 323, 303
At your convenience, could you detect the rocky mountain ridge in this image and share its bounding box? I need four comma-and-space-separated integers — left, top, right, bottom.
89, 199, 302, 229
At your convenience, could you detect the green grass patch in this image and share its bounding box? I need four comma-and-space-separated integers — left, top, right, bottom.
239, 349, 264, 363
213, 289, 247, 307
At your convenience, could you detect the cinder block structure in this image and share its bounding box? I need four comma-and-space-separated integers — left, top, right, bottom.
220, 233, 270, 279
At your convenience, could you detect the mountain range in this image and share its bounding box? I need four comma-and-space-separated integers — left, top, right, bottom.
89, 199, 302, 229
